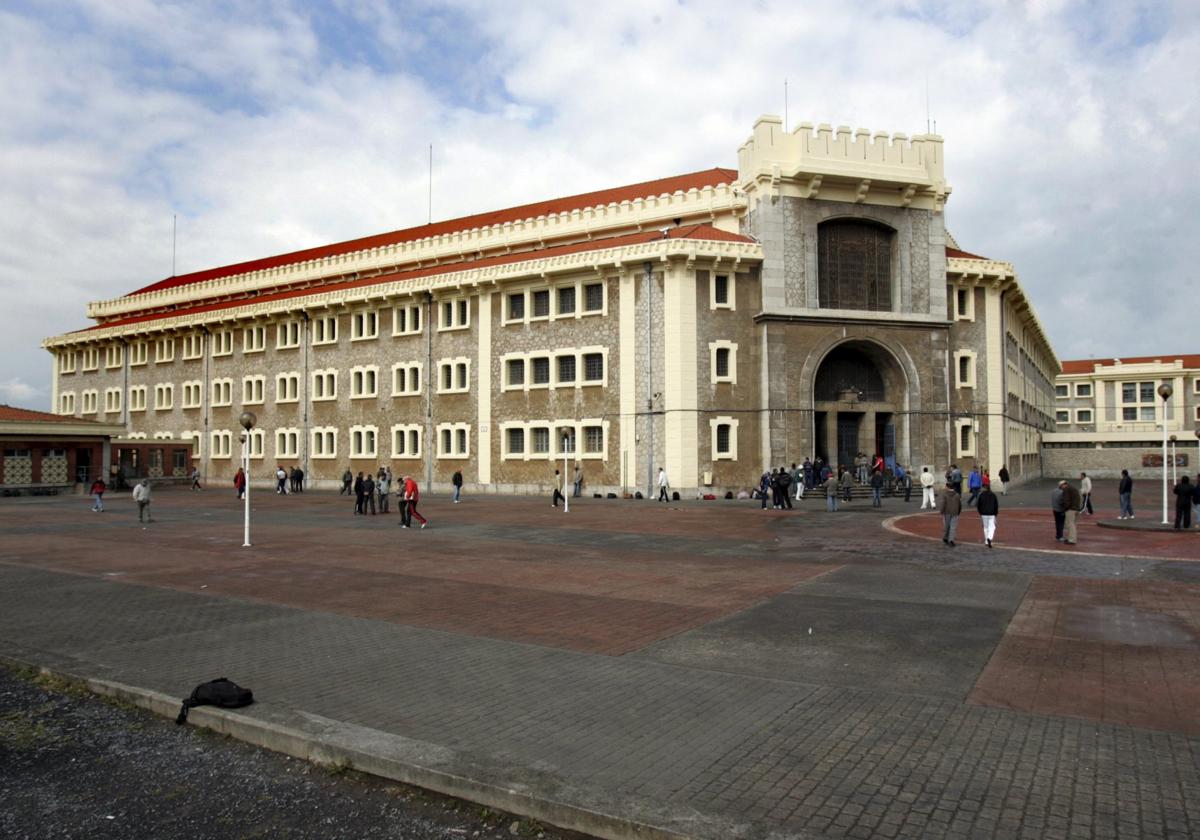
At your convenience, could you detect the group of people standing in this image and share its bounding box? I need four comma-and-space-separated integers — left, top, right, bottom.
343, 467, 428, 527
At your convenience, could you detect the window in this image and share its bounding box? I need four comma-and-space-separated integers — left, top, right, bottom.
557, 286, 575, 316
1076, 409, 1093, 424
242, 326, 266, 354
506, 427, 525, 456
506, 358, 525, 387
583, 425, 604, 454
710, 342, 737, 385
1120, 380, 1161, 423
275, 428, 300, 458
392, 305, 422, 336
351, 366, 379, 398
532, 426, 550, 455
311, 427, 337, 459
211, 379, 233, 407
507, 292, 525, 321
436, 358, 470, 394
710, 274, 734, 310
105, 345, 123, 369
276, 321, 301, 349
531, 289, 550, 318
59, 392, 75, 414
438, 296, 470, 330
391, 424, 422, 458
244, 429, 265, 459
212, 330, 233, 357
711, 417, 739, 460
350, 425, 378, 458
351, 311, 378, 341
81, 348, 99, 371
312, 316, 338, 345
154, 384, 174, 410
531, 356, 550, 386
312, 370, 337, 401
59, 352, 76, 374
104, 388, 122, 414
182, 381, 202, 408
584, 282, 604, 313
210, 430, 233, 459
436, 423, 470, 458
156, 337, 175, 363
181, 335, 203, 360
556, 355, 576, 384
556, 427, 576, 456
392, 363, 422, 396
955, 351, 977, 389
1055, 384, 1070, 398
1056, 410, 1071, 424
275, 373, 299, 403
153, 432, 174, 440
955, 419, 975, 457
1075, 383, 1092, 398
818, 220, 894, 312
127, 386, 146, 412
242, 376, 264, 405
583, 352, 604, 383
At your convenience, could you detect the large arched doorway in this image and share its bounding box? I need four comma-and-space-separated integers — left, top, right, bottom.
811, 341, 909, 472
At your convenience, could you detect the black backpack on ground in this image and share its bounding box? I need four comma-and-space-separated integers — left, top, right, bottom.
175, 677, 254, 724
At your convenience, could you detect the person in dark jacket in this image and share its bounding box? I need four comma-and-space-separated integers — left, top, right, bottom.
341, 469, 353, 495
1174, 476, 1194, 530
363, 473, 376, 515
453, 469, 464, 503
1118, 469, 1134, 519
777, 467, 793, 509
937, 483, 962, 546
1060, 480, 1082, 545
353, 472, 365, 515
997, 465, 1011, 495
870, 469, 884, 507
977, 486, 999, 548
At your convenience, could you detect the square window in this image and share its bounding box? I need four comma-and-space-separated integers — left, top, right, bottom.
1056, 410, 1070, 424
583, 353, 603, 381
557, 355, 576, 383
1122, 407, 1137, 421
1075, 383, 1092, 398
507, 427, 525, 455
531, 427, 549, 454
1139, 406, 1155, 421
1076, 410, 1092, 423
1122, 382, 1136, 402
1140, 382, 1155, 402
532, 290, 550, 318
557, 287, 575, 315
507, 358, 525, 386
584, 426, 603, 454
1055, 385, 1069, 398
532, 357, 550, 385
584, 283, 603, 312
508, 293, 525, 320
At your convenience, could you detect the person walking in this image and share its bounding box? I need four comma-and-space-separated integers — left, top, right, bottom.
997, 465, 1010, 496
132, 479, 153, 523
552, 469, 566, 508
937, 483, 962, 546
759, 471, 771, 510
791, 463, 804, 501
779, 467, 793, 509
1061, 479, 1081, 545
870, 468, 884, 507
977, 484, 999, 548
89, 478, 106, 512
920, 467, 936, 509
950, 465, 963, 496
839, 465, 854, 503
276, 465, 288, 495
966, 467, 983, 507
572, 463, 583, 498
1118, 469, 1135, 519
1174, 475, 1194, 530
895, 463, 911, 503
190, 467, 203, 491
657, 467, 669, 502
294, 466, 305, 493
353, 472, 365, 515
340, 469, 353, 495
824, 470, 839, 512
363, 473, 376, 515
451, 469, 463, 503
399, 474, 427, 528
1051, 481, 1067, 542
234, 467, 246, 500
1079, 472, 1094, 515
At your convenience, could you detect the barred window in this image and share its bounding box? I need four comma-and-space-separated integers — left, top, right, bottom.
557, 355, 576, 383
584, 283, 604, 312
715, 347, 730, 378
507, 427, 525, 454
583, 353, 603, 381
584, 425, 603, 454
508, 293, 525, 320
716, 423, 731, 454
532, 290, 550, 318
557, 286, 575, 315
532, 357, 550, 385
531, 427, 550, 454
507, 359, 525, 386
817, 220, 893, 312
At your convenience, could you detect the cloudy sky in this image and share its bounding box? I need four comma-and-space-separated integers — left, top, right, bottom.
2, 0, 1197, 410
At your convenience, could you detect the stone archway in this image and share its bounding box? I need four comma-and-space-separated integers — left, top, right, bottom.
810, 339, 911, 473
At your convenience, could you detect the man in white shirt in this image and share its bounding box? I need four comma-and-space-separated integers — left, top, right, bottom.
132, 479, 153, 523
657, 468, 669, 502
919, 467, 936, 510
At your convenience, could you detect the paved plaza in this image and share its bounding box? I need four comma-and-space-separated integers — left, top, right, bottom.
0, 480, 1197, 839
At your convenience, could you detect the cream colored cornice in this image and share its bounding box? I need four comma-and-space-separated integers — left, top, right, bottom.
737, 115, 951, 212
0, 420, 126, 438
86, 183, 749, 321
46, 237, 762, 348
947, 258, 1058, 373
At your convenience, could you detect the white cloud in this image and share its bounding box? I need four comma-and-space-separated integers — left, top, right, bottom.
0, 377, 41, 405
2, 1, 1199, 410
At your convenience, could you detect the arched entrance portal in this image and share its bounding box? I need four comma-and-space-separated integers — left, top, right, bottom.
812, 341, 909, 473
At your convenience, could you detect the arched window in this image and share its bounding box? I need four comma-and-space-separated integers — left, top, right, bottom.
814, 346, 887, 402
817, 220, 894, 311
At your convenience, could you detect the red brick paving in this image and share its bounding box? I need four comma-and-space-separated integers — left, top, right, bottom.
890, 509, 1200, 560
0, 490, 832, 656
969, 577, 1200, 735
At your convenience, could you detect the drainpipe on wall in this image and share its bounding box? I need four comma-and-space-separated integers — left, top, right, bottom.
201, 327, 211, 484
644, 261, 654, 499
300, 311, 310, 488
425, 291, 434, 491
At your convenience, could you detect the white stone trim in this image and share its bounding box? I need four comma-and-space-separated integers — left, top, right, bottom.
210, 378, 232, 407
81, 348, 99, 371
245, 428, 265, 460
182, 380, 202, 409
311, 369, 338, 402
954, 349, 977, 389
211, 330, 233, 357
59, 351, 77, 374
435, 422, 471, 459
390, 424, 423, 458
437, 296, 471, 332
181, 335, 202, 360
392, 304, 423, 336
350, 365, 380, 399
105, 345, 123, 369
155, 337, 176, 363
312, 315, 338, 345
129, 385, 148, 412
435, 357, 471, 394
710, 416, 739, 460
311, 426, 337, 459
154, 383, 174, 411
275, 427, 300, 458
391, 362, 422, 396
709, 272, 735, 311
350, 310, 379, 342
955, 418, 976, 457
349, 424, 379, 458
276, 321, 301, 350
104, 387, 122, 414
210, 430, 233, 459
242, 326, 266, 354
275, 372, 300, 403
499, 419, 609, 461
709, 340, 738, 385
59, 392, 76, 414
499, 347, 608, 392
241, 375, 265, 405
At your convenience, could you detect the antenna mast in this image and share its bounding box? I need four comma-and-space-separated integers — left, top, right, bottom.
172, 214, 177, 276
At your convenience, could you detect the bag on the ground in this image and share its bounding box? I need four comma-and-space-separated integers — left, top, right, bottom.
175, 677, 254, 724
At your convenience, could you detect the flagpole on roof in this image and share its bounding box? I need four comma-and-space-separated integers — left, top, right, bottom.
172, 214, 177, 276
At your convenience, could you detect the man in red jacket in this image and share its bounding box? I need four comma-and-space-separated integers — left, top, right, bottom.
399, 474, 427, 529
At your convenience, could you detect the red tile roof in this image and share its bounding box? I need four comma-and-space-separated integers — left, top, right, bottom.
1060, 355, 1200, 374
91, 223, 756, 332
945, 246, 991, 261
128, 168, 739, 297
0, 405, 106, 424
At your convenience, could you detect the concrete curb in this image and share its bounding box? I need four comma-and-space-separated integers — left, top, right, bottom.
0, 652, 757, 840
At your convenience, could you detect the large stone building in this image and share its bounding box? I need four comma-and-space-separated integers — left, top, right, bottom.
1044, 354, 1200, 478
43, 117, 1059, 495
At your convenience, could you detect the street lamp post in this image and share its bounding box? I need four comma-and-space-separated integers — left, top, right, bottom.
240, 411, 257, 547
1170, 435, 1178, 486
1158, 383, 1173, 525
